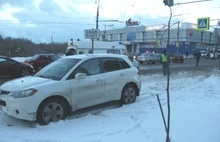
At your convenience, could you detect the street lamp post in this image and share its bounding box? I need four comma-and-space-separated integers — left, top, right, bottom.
51, 32, 55, 53
95, 0, 100, 29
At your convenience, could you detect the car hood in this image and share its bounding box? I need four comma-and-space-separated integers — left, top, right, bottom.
0, 76, 54, 91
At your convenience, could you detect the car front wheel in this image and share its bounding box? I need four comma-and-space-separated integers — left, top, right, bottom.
121, 84, 137, 105
21, 68, 30, 76
37, 98, 67, 125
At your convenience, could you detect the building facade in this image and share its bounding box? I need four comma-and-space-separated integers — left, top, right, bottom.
99, 22, 220, 55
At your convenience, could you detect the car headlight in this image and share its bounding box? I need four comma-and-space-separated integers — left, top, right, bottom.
11, 89, 37, 98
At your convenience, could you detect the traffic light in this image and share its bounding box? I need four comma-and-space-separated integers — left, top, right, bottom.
163, 0, 174, 6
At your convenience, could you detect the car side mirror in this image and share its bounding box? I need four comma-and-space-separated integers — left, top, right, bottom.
75, 73, 87, 80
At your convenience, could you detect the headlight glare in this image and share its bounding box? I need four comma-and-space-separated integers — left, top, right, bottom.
11, 89, 37, 98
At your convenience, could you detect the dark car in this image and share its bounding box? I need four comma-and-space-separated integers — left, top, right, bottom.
0, 56, 35, 77
25, 54, 58, 71
172, 53, 184, 63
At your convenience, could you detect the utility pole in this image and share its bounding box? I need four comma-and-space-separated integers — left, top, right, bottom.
95, 0, 100, 29
175, 0, 213, 5
51, 32, 55, 53
8, 37, 11, 57
177, 21, 180, 53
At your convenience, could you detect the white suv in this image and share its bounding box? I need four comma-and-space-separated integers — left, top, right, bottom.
0, 54, 141, 125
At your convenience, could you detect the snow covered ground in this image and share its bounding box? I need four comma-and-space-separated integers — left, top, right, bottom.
0, 67, 220, 142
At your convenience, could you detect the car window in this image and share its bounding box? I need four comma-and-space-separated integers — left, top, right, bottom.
0, 58, 7, 64
7, 59, 16, 64
43, 55, 51, 60
35, 58, 80, 80
67, 58, 100, 80
31, 54, 40, 60
117, 58, 130, 69
101, 58, 121, 72
39, 55, 45, 60
107, 50, 120, 54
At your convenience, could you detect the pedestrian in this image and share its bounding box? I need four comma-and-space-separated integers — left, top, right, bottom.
206, 52, 210, 60
160, 50, 169, 75
213, 52, 216, 60
195, 51, 201, 66
185, 51, 188, 58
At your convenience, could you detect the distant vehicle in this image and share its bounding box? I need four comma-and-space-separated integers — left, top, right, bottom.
0, 54, 141, 125
131, 53, 142, 60
200, 50, 208, 58
66, 41, 139, 68
0, 56, 35, 77
137, 53, 161, 64
25, 54, 58, 71
172, 53, 184, 63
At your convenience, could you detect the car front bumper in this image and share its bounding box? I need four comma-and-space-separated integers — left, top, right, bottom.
0, 96, 38, 121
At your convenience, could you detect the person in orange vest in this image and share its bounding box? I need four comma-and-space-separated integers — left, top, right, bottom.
160, 50, 169, 75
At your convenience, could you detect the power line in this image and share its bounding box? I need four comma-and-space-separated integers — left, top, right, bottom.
175, 0, 213, 5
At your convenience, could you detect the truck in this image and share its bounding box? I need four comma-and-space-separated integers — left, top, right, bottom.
66, 40, 139, 68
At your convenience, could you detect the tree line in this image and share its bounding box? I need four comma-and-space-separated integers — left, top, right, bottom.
0, 35, 67, 57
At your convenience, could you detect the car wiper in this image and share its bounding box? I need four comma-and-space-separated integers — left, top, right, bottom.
38, 75, 49, 79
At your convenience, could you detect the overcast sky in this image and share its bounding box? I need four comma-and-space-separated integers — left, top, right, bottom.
0, 0, 219, 43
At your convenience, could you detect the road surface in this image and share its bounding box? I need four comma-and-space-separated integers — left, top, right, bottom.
139, 58, 220, 75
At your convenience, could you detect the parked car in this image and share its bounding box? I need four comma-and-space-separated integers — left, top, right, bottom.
0, 54, 141, 125
0, 56, 35, 77
137, 53, 161, 64
25, 54, 58, 71
172, 53, 184, 63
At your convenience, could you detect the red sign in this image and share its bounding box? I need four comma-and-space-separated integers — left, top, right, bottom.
126, 18, 139, 26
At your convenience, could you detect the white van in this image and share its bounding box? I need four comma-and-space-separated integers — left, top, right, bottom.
66, 41, 139, 68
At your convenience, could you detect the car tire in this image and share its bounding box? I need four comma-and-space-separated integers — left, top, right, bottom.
21, 68, 30, 76
121, 84, 137, 105
37, 98, 67, 125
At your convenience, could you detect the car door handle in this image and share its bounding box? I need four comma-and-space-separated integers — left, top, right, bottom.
120, 73, 125, 76
96, 78, 104, 83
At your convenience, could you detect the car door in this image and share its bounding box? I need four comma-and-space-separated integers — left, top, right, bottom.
68, 58, 105, 109
101, 57, 129, 101
0, 57, 9, 76
0, 58, 18, 76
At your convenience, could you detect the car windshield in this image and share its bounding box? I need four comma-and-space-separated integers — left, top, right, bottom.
31, 54, 40, 60
35, 58, 81, 80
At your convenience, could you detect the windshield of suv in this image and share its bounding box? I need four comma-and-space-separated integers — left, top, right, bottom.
35, 58, 80, 80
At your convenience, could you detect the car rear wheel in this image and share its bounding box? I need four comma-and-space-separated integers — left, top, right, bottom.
121, 84, 137, 104
21, 68, 30, 76
37, 98, 67, 125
